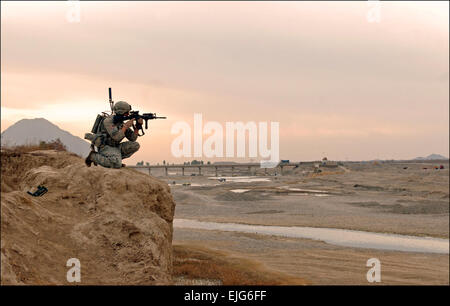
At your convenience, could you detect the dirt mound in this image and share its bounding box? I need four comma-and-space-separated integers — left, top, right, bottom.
1, 150, 175, 284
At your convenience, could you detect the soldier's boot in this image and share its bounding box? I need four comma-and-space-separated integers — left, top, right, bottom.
121, 164, 126, 168
85, 151, 98, 167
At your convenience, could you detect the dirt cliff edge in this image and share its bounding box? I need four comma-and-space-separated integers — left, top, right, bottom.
1, 150, 176, 285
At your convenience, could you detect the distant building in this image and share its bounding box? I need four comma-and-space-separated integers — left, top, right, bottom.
320, 158, 338, 168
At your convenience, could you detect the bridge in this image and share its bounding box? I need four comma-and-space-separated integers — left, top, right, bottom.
128, 162, 315, 176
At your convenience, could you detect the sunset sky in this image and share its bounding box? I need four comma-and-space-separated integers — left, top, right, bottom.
1, 1, 448, 164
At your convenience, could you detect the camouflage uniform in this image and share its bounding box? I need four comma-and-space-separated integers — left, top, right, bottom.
90, 116, 140, 168
88, 101, 140, 168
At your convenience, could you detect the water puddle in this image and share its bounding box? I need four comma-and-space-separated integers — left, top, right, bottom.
288, 192, 330, 197
209, 176, 271, 183
174, 219, 449, 254
277, 186, 331, 197
170, 183, 220, 187
279, 186, 329, 193
230, 189, 250, 193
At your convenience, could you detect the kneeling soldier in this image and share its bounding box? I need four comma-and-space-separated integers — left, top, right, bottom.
85, 101, 142, 168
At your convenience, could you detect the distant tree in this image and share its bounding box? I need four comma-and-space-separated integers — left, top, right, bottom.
163, 160, 166, 165
38, 138, 67, 151
207, 161, 211, 165
146, 162, 150, 166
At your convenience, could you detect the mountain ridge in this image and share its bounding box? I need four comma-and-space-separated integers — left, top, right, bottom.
414, 154, 448, 161
1, 118, 91, 157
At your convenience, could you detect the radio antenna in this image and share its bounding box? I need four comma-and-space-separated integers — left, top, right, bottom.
109, 87, 114, 114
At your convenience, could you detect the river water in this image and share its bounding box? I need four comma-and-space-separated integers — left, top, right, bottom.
174, 218, 449, 254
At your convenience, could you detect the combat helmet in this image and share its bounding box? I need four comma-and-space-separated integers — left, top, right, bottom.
113, 101, 132, 115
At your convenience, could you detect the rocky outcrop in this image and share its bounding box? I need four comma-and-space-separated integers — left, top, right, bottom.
1, 150, 175, 285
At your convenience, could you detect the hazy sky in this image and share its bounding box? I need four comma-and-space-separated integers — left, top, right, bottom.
1, 1, 448, 163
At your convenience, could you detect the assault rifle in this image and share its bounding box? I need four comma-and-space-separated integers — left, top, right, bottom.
123, 111, 166, 136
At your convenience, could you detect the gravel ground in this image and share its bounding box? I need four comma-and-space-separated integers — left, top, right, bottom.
164, 161, 449, 284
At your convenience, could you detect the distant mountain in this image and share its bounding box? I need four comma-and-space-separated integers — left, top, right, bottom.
414, 154, 448, 161
1, 118, 91, 157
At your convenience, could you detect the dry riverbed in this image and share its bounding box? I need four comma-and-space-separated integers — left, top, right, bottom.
154, 161, 449, 285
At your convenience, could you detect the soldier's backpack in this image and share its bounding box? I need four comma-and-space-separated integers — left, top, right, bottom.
84, 113, 108, 151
